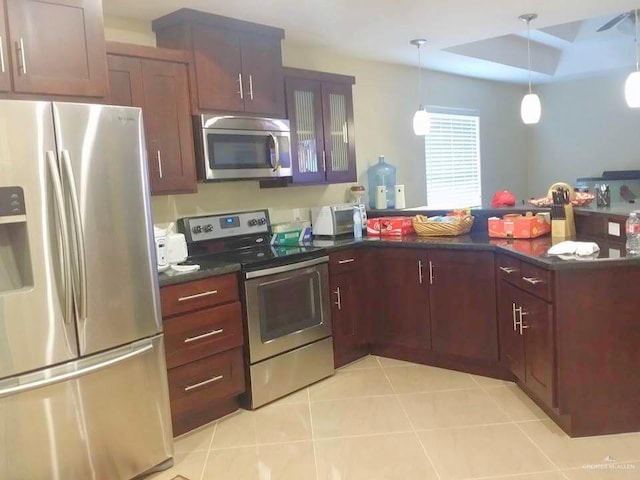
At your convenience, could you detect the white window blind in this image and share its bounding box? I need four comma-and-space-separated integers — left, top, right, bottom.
424, 108, 481, 208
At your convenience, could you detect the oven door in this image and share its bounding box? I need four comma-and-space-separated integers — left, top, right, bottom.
244, 257, 331, 363
203, 129, 291, 180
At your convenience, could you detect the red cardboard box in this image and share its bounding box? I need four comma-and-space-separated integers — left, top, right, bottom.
367, 217, 415, 236
488, 213, 550, 239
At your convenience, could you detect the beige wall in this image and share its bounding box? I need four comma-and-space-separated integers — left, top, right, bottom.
104, 16, 529, 224
528, 71, 640, 198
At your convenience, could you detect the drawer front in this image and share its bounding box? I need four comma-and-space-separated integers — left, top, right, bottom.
164, 302, 244, 368
520, 262, 553, 301
161, 274, 239, 317
168, 348, 245, 416
496, 254, 522, 287
329, 249, 360, 275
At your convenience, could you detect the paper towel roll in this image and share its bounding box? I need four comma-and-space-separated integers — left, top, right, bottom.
395, 185, 406, 209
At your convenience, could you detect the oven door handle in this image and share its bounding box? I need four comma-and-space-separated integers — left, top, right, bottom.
245, 256, 329, 279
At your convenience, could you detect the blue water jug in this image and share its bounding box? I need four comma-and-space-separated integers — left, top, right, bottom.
367, 156, 397, 209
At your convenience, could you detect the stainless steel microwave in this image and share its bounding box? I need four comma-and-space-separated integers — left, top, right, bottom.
195, 115, 292, 181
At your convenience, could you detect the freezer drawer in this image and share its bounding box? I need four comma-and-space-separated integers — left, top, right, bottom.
0, 334, 173, 480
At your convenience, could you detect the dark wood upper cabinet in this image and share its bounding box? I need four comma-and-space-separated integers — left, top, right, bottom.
372, 249, 431, 356
152, 9, 286, 117
5, 0, 107, 97
191, 24, 243, 113
106, 43, 197, 195
285, 68, 357, 184
0, 0, 10, 92
428, 250, 498, 364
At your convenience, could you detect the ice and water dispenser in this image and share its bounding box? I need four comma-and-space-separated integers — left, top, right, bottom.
0, 186, 33, 293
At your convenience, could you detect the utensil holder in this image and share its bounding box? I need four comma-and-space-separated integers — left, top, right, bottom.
551, 204, 575, 239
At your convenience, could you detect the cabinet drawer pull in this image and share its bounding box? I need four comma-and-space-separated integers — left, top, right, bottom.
177, 289, 218, 302
418, 260, 424, 284
499, 266, 517, 274
184, 328, 224, 344
16, 38, 26, 75
184, 374, 223, 392
522, 276, 543, 285
429, 261, 434, 285
338, 258, 355, 264
248, 74, 254, 100
237, 73, 244, 99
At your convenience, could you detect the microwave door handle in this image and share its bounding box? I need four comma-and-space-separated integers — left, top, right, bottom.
269, 133, 280, 172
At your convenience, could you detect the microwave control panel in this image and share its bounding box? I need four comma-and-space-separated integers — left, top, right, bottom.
178, 210, 270, 243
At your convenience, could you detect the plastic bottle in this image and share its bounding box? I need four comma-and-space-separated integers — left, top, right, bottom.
367, 156, 397, 209
626, 211, 640, 254
353, 206, 363, 240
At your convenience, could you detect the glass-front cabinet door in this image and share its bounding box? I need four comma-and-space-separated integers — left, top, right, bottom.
286, 76, 327, 183
322, 82, 356, 183
284, 69, 357, 184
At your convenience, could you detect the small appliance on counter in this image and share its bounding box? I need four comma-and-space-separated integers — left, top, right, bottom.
154, 223, 192, 273
311, 203, 367, 237
367, 155, 397, 209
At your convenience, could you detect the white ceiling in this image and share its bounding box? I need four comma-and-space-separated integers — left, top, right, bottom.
102, 0, 640, 84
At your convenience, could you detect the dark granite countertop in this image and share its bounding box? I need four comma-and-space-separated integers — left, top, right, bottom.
308, 234, 640, 271
158, 260, 241, 287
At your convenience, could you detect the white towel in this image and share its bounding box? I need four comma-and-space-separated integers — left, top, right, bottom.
547, 241, 600, 257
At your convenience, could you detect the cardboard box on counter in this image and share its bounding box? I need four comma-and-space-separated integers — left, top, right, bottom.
367, 217, 415, 236
488, 213, 551, 239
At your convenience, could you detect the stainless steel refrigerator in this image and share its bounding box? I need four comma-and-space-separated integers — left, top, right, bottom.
0, 101, 173, 479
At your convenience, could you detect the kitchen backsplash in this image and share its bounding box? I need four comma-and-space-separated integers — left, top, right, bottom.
150, 181, 354, 226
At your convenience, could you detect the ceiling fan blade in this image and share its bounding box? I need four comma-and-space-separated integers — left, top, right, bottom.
597, 12, 630, 32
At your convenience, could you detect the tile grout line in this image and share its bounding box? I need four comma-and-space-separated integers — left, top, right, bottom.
471, 375, 570, 480
379, 358, 443, 480
199, 422, 218, 480
306, 387, 321, 480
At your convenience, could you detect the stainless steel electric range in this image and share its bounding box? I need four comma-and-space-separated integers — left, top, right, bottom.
177, 210, 334, 408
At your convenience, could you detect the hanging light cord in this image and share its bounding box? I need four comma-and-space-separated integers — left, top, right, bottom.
417, 43, 423, 106
635, 9, 639, 72
526, 18, 533, 94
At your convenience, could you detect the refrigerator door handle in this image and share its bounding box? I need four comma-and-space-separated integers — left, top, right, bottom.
0, 340, 154, 398
46, 150, 73, 325
61, 150, 88, 322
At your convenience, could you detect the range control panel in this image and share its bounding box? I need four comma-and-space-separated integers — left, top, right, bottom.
0, 187, 26, 216
178, 210, 270, 243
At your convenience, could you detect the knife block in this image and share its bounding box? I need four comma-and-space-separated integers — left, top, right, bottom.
551, 204, 576, 239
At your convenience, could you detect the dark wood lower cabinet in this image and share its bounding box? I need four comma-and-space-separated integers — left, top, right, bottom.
370, 249, 431, 360
330, 269, 368, 368
498, 281, 526, 381
429, 250, 498, 363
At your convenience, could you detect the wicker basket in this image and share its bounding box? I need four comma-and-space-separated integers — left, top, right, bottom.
412, 215, 475, 237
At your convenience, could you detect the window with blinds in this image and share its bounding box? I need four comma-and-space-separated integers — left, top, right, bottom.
424, 108, 481, 208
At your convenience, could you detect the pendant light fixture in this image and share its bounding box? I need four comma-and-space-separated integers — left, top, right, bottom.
410, 38, 430, 135
625, 9, 640, 108
519, 13, 541, 124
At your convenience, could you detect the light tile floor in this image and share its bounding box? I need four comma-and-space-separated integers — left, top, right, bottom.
149, 356, 640, 480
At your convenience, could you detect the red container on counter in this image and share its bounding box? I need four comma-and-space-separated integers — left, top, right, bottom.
367, 217, 415, 236
488, 213, 550, 239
